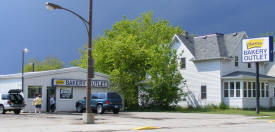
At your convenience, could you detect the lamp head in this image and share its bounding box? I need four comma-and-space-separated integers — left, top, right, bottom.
23, 48, 29, 53
46, 2, 62, 10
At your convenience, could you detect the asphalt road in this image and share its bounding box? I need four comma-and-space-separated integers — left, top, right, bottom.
0, 111, 275, 132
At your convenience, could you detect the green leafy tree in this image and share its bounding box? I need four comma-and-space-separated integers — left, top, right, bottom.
72, 12, 183, 109
24, 56, 64, 72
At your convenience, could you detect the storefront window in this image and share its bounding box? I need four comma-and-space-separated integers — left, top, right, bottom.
236, 82, 240, 97
261, 83, 265, 97
248, 82, 252, 97
230, 82, 234, 97
28, 86, 42, 98
243, 81, 247, 97
224, 82, 228, 97
60, 87, 73, 99
266, 83, 269, 97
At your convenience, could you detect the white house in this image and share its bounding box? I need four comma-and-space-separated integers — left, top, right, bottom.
172, 31, 275, 108
0, 67, 111, 112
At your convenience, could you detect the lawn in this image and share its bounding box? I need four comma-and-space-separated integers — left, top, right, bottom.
176, 107, 275, 119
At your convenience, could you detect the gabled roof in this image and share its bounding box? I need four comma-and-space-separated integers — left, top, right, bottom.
222, 71, 275, 79
174, 31, 247, 61
0, 67, 110, 79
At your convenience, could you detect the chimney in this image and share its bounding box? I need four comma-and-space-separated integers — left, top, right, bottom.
182, 30, 189, 39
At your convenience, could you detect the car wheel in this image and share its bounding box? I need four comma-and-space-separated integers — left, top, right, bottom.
113, 108, 119, 114
14, 109, 21, 114
76, 105, 83, 113
0, 105, 5, 114
97, 104, 104, 114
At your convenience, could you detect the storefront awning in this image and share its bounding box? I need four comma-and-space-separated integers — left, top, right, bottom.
222, 71, 275, 80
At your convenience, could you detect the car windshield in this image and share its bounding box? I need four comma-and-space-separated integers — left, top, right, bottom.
1, 94, 9, 100
107, 93, 121, 99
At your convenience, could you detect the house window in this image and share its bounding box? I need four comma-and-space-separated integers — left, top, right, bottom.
261, 82, 265, 97
236, 82, 240, 97
230, 82, 234, 97
235, 56, 238, 67
248, 82, 252, 97
253, 82, 256, 97
243, 81, 247, 97
60, 87, 73, 99
224, 82, 228, 97
248, 63, 251, 68
266, 83, 269, 97
201, 85, 207, 99
180, 58, 186, 69
28, 86, 42, 98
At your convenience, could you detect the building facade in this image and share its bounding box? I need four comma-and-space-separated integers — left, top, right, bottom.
172, 31, 275, 108
0, 67, 111, 112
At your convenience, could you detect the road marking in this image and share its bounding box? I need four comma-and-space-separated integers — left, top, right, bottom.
134, 126, 161, 130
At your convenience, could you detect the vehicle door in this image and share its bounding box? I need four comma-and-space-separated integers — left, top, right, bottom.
91, 93, 98, 109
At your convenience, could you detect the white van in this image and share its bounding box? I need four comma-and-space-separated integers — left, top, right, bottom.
0, 89, 25, 114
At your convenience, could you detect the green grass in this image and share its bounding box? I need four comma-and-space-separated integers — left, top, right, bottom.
176, 106, 275, 119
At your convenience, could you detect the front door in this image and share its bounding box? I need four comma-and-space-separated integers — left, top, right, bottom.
47, 87, 56, 112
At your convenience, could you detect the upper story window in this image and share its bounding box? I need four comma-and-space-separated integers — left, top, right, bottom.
234, 56, 238, 67
180, 58, 186, 69
248, 63, 251, 68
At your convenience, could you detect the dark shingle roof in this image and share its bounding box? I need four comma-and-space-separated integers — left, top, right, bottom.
222, 71, 275, 79
175, 31, 247, 60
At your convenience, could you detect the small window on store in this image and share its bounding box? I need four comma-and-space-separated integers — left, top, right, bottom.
236, 82, 240, 97
181, 58, 186, 69
201, 85, 207, 99
248, 63, 251, 68
224, 82, 228, 97
28, 86, 42, 98
60, 87, 73, 99
235, 56, 238, 67
243, 81, 247, 97
230, 82, 234, 97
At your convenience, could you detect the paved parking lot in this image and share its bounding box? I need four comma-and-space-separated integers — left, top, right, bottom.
0, 112, 275, 132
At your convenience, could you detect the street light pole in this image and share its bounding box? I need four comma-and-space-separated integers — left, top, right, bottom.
22, 48, 29, 92
46, 0, 94, 124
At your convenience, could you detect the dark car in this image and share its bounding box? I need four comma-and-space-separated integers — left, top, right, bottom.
0, 89, 26, 114
75, 92, 122, 114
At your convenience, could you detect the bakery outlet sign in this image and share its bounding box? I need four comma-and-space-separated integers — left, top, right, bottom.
242, 37, 273, 62
53, 79, 108, 88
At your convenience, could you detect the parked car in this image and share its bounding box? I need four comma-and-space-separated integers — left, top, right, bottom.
75, 92, 122, 114
0, 89, 26, 114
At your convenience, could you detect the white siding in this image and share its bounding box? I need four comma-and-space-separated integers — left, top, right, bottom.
0, 79, 21, 93
173, 37, 222, 107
